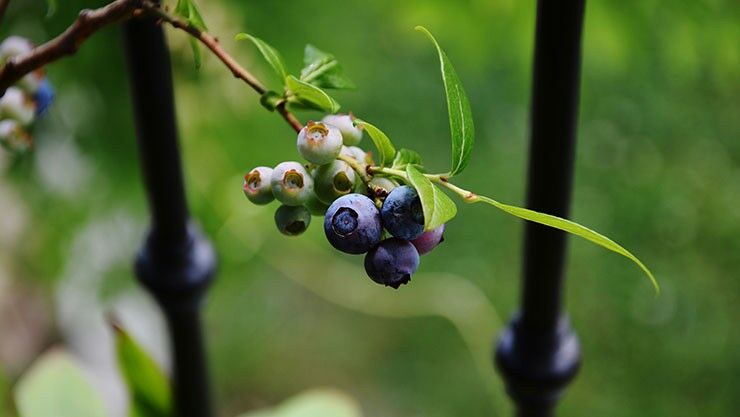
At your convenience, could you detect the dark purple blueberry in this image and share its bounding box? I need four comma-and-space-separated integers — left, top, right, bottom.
380, 185, 424, 240
324, 194, 382, 254
411, 224, 445, 255
364, 238, 420, 289
33, 79, 54, 116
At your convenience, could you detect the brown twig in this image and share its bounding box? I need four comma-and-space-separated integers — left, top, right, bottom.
0, 0, 141, 95
0, 0, 304, 133
140, 1, 303, 133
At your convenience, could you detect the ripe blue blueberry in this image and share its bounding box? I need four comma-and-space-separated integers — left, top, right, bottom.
363, 238, 420, 289
411, 224, 445, 255
322, 114, 363, 146
275, 205, 311, 236
313, 160, 356, 204
296, 121, 343, 164
243, 166, 275, 205
271, 161, 314, 206
324, 193, 382, 254
380, 185, 424, 240
0, 87, 35, 126
33, 79, 54, 116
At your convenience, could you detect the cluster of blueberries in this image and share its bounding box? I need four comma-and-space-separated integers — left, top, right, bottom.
0, 37, 54, 153
243, 114, 445, 289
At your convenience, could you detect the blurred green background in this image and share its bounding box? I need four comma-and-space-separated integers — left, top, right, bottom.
1, 0, 738, 416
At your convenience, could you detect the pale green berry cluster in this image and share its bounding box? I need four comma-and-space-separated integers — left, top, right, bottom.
243, 114, 393, 235
0, 36, 55, 153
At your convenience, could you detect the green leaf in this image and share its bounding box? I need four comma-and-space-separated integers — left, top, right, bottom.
15, 349, 107, 417
235, 33, 288, 82
46, 0, 57, 17
474, 194, 659, 293
236, 389, 362, 417
113, 324, 171, 417
353, 120, 396, 166
285, 75, 341, 113
391, 148, 423, 170
175, 0, 208, 69
416, 26, 475, 177
300, 45, 355, 90
406, 165, 457, 230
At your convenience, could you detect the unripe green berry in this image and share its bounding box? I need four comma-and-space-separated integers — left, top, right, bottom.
339, 145, 370, 164
274, 205, 311, 236
313, 160, 357, 204
0, 37, 33, 64
0, 87, 35, 126
271, 161, 314, 206
0, 119, 31, 152
368, 177, 397, 197
322, 114, 363, 146
243, 166, 275, 205
305, 193, 330, 216
296, 121, 343, 164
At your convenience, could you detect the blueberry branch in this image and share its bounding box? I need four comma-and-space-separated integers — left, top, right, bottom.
371, 166, 477, 201
337, 153, 372, 183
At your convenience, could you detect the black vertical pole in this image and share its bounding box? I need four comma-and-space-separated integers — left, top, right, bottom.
122, 9, 216, 417
495, 1, 586, 416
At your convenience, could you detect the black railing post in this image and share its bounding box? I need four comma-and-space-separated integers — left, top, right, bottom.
122, 8, 216, 417
495, 0, 586, 416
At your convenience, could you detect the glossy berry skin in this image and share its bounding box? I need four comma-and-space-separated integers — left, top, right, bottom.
313, 160, 356, 204
364, 238, 420, 289
322, 114, 363, 146
339, 145, 369, 164
368, 177, 397, 198
296, 121, 343, 164
271, 161, 314, 206
0, 87, 35, 126
324, 194, 382, 254
243, 166, 275, 205
381, 185, 425, 240
411, 224, 445, 255
274, 205, 311, 236
32, 79, 54, 115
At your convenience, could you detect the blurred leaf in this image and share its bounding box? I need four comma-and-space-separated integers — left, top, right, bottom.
14, 349, 106, 417
113, 323, 171, 417
286, 75, 340, 113
391, 148, 423, 170
474, 194, 659, 293
237, 389, 362, 417
416, 26, 475, 177
406, 165, 457, 230
46, 0, 57, 17
175, 0, 208, 69
353, 120, 396, 166
235, 33, 288, 82
300, 45, 355, 90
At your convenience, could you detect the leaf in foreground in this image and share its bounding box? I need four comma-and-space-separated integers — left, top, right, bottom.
353, 120, 396, 166
235, 33, 288, 82
406, 165, 457, 230
15, 349, 106, 417
286, 75, 341, 113
474, 194, 659, 293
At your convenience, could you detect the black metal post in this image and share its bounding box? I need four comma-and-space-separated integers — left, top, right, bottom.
495, 1, 586, 416
123, 10, 216, 417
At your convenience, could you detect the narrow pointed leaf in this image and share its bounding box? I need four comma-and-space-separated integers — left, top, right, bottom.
300, 44, 355, 90
235, 33, 288, 81
416, 26, 474, 177
474, 194, 659, 293
113, 324, 171, 417
175, 0, 208, 69
46, 0, 57, 17
285, 75, 341, 113
353, 120, 396, 166
15, 350, 107, 417
391, 148, 423, 170
406, 166, 457, 230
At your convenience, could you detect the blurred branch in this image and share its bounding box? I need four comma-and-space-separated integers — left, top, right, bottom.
0, 0, 141, 95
